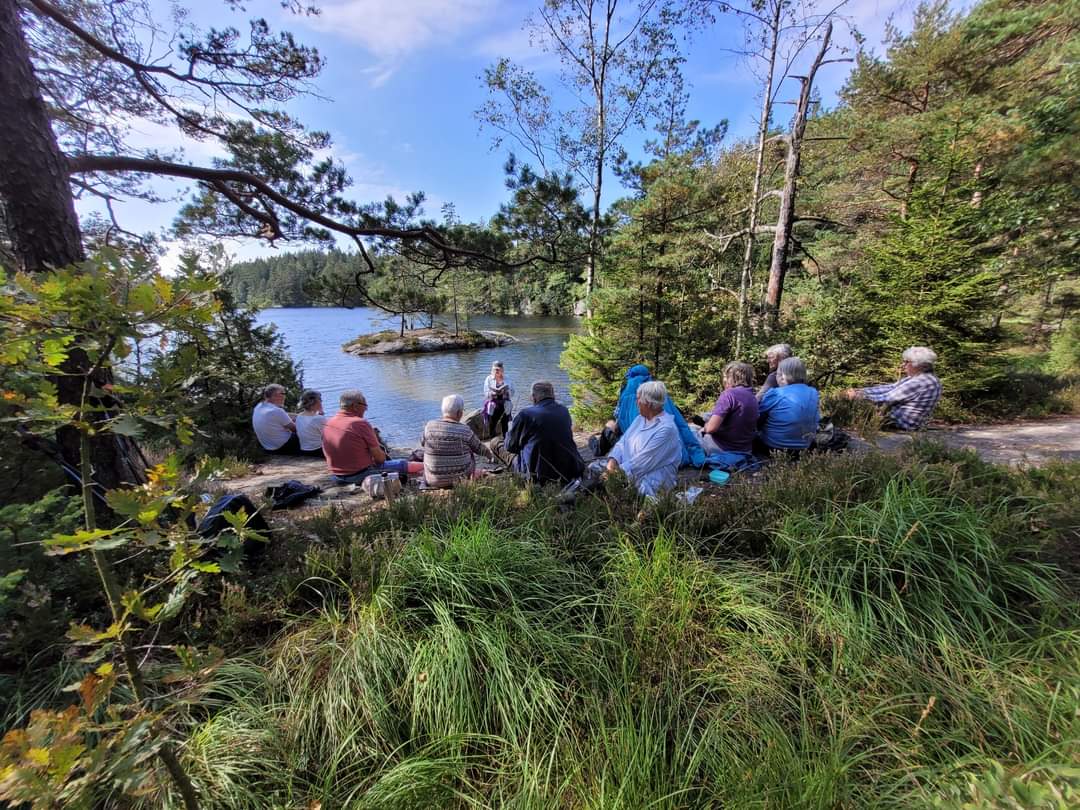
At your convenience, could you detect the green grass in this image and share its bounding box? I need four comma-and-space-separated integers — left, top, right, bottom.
16, 449, 1077, 809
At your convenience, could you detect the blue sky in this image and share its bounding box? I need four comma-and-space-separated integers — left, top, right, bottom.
80, 0, 930, 267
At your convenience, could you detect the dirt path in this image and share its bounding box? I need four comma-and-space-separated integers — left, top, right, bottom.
872, 416, 1080, 467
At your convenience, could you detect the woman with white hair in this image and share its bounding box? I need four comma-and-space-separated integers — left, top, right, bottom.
606, 380, 684, 499
756, 357, 820, 454
845, 346, 942, 430
422, 394, 495, 488
757, 343, 793, 400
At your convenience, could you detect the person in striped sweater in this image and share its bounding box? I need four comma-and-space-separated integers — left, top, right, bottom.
421, 394, 495, 488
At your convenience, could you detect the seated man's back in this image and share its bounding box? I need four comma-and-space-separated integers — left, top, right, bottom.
505, 384, 584, 486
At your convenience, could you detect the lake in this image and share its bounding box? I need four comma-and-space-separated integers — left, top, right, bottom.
254, 308, 581, 447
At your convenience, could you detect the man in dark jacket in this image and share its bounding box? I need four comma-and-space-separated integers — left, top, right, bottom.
492, 381, 584, 485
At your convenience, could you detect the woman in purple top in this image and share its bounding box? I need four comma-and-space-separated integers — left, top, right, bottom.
700, 362, 758, 457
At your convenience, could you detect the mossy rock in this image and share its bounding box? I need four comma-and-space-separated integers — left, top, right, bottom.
342, 328, 517, 355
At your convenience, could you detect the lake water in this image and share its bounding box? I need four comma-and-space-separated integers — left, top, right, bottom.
254, 308, 581, 447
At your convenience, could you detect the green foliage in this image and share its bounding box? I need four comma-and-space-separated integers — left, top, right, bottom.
854, 186, 1003, 401
1047, 317, 1080, 375
143, 250, 303, 461
0, 249, 277, 807
65, 451, 1073, 809
567, 0, 1080, 422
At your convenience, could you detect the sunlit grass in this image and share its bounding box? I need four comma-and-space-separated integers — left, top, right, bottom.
146, 449, 1080, 808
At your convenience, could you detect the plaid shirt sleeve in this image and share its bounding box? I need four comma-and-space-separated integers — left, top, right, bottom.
860, 375, 941, 430
860, 381, 899, 403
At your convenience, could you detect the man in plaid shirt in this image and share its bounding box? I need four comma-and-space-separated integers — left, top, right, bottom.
845, 346, 942, 430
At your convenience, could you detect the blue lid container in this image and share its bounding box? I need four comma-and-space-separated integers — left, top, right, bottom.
708, 469, 730, 486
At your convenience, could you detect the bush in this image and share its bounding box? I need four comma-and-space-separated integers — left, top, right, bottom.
143, 265, 303, 462
1047, 317, 1080, 375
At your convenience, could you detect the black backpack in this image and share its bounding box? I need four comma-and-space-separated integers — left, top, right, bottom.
197, 493, 271, 562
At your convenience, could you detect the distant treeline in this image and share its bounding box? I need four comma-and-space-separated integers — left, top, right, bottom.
227, 248, 578, 316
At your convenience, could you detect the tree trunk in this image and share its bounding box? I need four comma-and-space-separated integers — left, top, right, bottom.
764, 22, 834, 331
653, 278, 663, 373
0, 0, 145, 491
736, 0, 782, 356
586, 145, 604, 320
0, 0, 83, 270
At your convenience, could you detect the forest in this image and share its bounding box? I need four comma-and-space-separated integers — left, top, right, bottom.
0, 0, 1078, 807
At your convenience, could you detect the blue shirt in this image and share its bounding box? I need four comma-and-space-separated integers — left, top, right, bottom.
758, 384, 820, 450
608, 412, 683, 499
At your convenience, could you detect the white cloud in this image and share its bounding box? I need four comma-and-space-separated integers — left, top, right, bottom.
307, 0, 498, 57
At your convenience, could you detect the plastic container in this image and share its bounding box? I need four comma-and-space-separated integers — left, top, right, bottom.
708, 469, 731, 486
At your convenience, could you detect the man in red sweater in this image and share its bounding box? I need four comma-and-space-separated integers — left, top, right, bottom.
322, 390, 421, 483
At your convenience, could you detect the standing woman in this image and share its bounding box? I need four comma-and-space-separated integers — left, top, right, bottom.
482, 360, 514, 437
295, 389, 329, 457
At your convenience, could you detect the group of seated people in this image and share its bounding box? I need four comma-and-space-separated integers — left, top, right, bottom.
251, 344, 942, 500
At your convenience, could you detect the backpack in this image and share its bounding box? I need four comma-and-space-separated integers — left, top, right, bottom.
811, 421, 850, 453
197, 493, 270, 561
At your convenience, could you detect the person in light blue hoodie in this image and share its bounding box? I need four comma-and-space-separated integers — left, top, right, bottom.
756, 357, 820, 455
609, 364, 704, 468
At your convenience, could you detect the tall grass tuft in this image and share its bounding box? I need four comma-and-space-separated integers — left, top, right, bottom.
147, 457, 1079, 808
770, 473, 1060, 661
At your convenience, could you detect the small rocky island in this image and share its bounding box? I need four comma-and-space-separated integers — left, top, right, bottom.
342, 327, 517, 356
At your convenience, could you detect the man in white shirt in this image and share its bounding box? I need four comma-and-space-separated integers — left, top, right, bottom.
252, 383, 302, 454
606, 380, 683, 499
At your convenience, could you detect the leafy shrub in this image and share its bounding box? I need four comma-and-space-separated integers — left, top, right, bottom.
143, 258, 303, 462
1047, 316, 1080, 375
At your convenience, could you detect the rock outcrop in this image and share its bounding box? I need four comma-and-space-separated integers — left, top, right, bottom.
342, 328, 517, 356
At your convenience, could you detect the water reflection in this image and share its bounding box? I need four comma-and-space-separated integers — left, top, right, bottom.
254, 308, 581, 447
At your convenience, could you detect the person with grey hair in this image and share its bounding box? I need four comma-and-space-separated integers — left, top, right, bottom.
491, 381, 584, 485
294, 389, 329, 457
698, 361, 759, 464
606, 380, 684, 498
758, 343, 794, 400
845, 346, 942, 430
756, 357, 820, 454
421, 394, 495, 488
322, 389, 423, 484
252, 382, 302, 454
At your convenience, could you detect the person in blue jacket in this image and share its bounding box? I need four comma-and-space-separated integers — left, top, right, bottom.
609, 364, 705, 468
